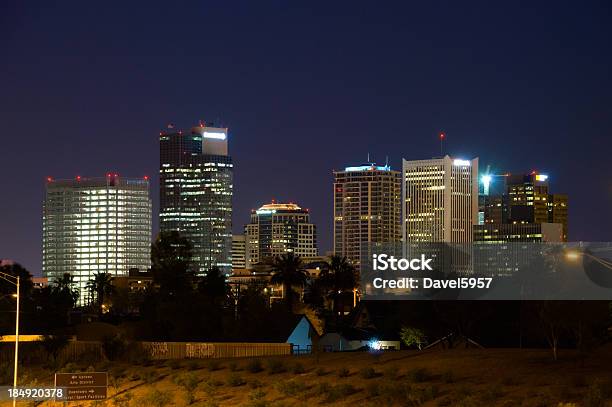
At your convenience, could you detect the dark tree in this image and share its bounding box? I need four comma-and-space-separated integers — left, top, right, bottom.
151, 231, 194, 297
86, 272, 114, 313
270, 252, 308, 311
318, 255, 358, 314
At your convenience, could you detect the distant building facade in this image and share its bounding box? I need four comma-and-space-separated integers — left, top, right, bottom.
333, 163, 401, 270
231, 234, 250, 270
402, 156, 479, 243
245, 202, 317, 265
476, 172, 568, 242
159, 123, 233, 274
43, 175, 152, 304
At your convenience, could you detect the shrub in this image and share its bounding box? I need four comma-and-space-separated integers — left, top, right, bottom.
113, 393, 133, 407
313, 382, 331, 396
323, 384, 358, 403
174, 372, 200, 394
267, 359, 287, 374
168, 359, 181, 370
360, 367, 378, 379
206, 359, 222, 371
247, 359, 264, 373
407, 367, 431, 382
227, 373, 246, 387
442, 370, 454, 384
186, 359, 201, 371
249, 389, 266, 401
315, 367, 328, 376
136, 388, 172, 407
276, 380, 307, 397
480, 385, 503, 403
102, 334, 127, 361
142, 369, 159, 384
337, 367, 350, 378
229, 361, 239, 371
383, 366, 399, 380
292, 362, 305, 374
249, 379, 263, 389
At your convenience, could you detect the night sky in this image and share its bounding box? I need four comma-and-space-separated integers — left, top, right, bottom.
2, 1, 611, 276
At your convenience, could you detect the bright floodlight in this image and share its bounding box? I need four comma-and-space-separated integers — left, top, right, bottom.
481, 175, 492, 195
565, 250, 581, 261
368, 339, 382, 351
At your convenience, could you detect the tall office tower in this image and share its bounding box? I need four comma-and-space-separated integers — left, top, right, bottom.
505, 173, 568, 241
402, 156, 479, 243
159, 123, 233, 274
43, 174, 152, 305
333, 163, 401, 270
245, 202, 317, 265
231, 234, 250, 270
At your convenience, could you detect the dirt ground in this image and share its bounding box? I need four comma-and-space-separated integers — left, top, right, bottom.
8, 345, 612, 406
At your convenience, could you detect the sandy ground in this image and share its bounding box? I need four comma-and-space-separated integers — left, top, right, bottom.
5, 345, 612, 406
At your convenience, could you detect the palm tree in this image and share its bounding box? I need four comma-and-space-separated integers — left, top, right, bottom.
318, 255, 358, 314
51, 273, 80, 308
86, 272, 114, 312
270, 252, 308, 311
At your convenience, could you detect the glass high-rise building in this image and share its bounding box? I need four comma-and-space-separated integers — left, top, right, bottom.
245, 202, 317, 265
159, 123, 233, 274
333, 163, 401, 270
42, 174, 152, 305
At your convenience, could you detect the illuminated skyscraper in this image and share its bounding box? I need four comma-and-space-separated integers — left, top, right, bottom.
43, 174, 152, 305
333, 163, 401, 270
245, 202, 317, 264
476, 172, 568, 241
159, 123, 233, 274
402, 156, 479, 243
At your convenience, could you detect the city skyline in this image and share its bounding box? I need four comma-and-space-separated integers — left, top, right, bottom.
2, 2, 611, 275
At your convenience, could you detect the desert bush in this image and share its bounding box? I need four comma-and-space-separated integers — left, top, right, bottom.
276, 380, 307, 397
267, 358, 286, 374
360, 367, 379, 379
168, 359, 181, 370
501, 376, 519, 386
442, 370, 454, 383
206, 359, 222, 371
186, 359, 201, 371
313, 382, 331, 396
315, 367, 328, 376
337, 367, 350, 378
323, 384, 358, 402
407, 367, 431, 382
247, 359, 264, 373
142, 369, 159, 384
112, 393, 132, 407
228, 373, 246, 387
292, 362, 305, 374
480, 384, 503, 403
135, 388, 172, 407
174, 372, 200, 404
249, 379, 263, 389
383, 366, 399, 380
229, 361, 239, 371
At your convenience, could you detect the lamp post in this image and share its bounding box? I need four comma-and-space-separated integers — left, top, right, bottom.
0, 272, 20, 407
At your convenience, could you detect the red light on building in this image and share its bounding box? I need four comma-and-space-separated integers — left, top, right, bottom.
439, 132, 445, 139
144, 175, 149, 180
46, 177, 53, 182
76, 175, 81, 181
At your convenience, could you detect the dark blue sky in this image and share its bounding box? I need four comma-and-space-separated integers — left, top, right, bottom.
2, 1, 611, 275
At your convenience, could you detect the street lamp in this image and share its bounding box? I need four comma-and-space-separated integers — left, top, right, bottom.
0, 272, 20, 407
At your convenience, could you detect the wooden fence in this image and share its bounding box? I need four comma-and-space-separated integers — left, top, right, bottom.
0, 341, 291, 364
140, 342, 292, 360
